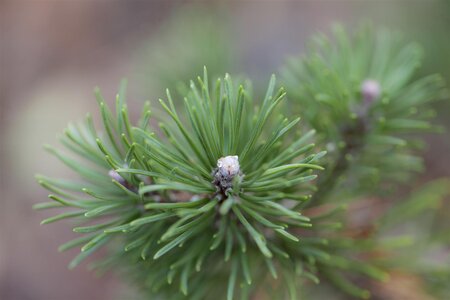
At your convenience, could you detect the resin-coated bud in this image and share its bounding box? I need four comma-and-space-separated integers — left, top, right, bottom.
213, 155, 241, 194
217, 156, 240, 177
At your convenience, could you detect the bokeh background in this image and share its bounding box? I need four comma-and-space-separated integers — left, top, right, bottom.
1, 1, 449, 299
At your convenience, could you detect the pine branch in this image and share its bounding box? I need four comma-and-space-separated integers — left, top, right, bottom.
34, 23, 449, 300
35, 68, 325, 299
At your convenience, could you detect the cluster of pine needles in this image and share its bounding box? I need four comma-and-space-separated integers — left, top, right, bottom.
36, 25, 450, 299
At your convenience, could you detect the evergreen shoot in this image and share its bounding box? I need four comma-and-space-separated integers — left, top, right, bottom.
35, 25, 450, 299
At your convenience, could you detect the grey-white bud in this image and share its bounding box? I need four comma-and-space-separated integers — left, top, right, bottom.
108, 169, 125, 183
361, 79, 381, 104
217, 155, 240, 177
213, 155, 241, 194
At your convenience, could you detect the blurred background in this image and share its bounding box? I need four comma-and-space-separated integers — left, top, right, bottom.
1, 1, 449, 299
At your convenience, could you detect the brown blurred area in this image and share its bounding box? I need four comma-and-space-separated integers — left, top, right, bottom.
0, 1, 175, 299
0, 1, 449, 300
